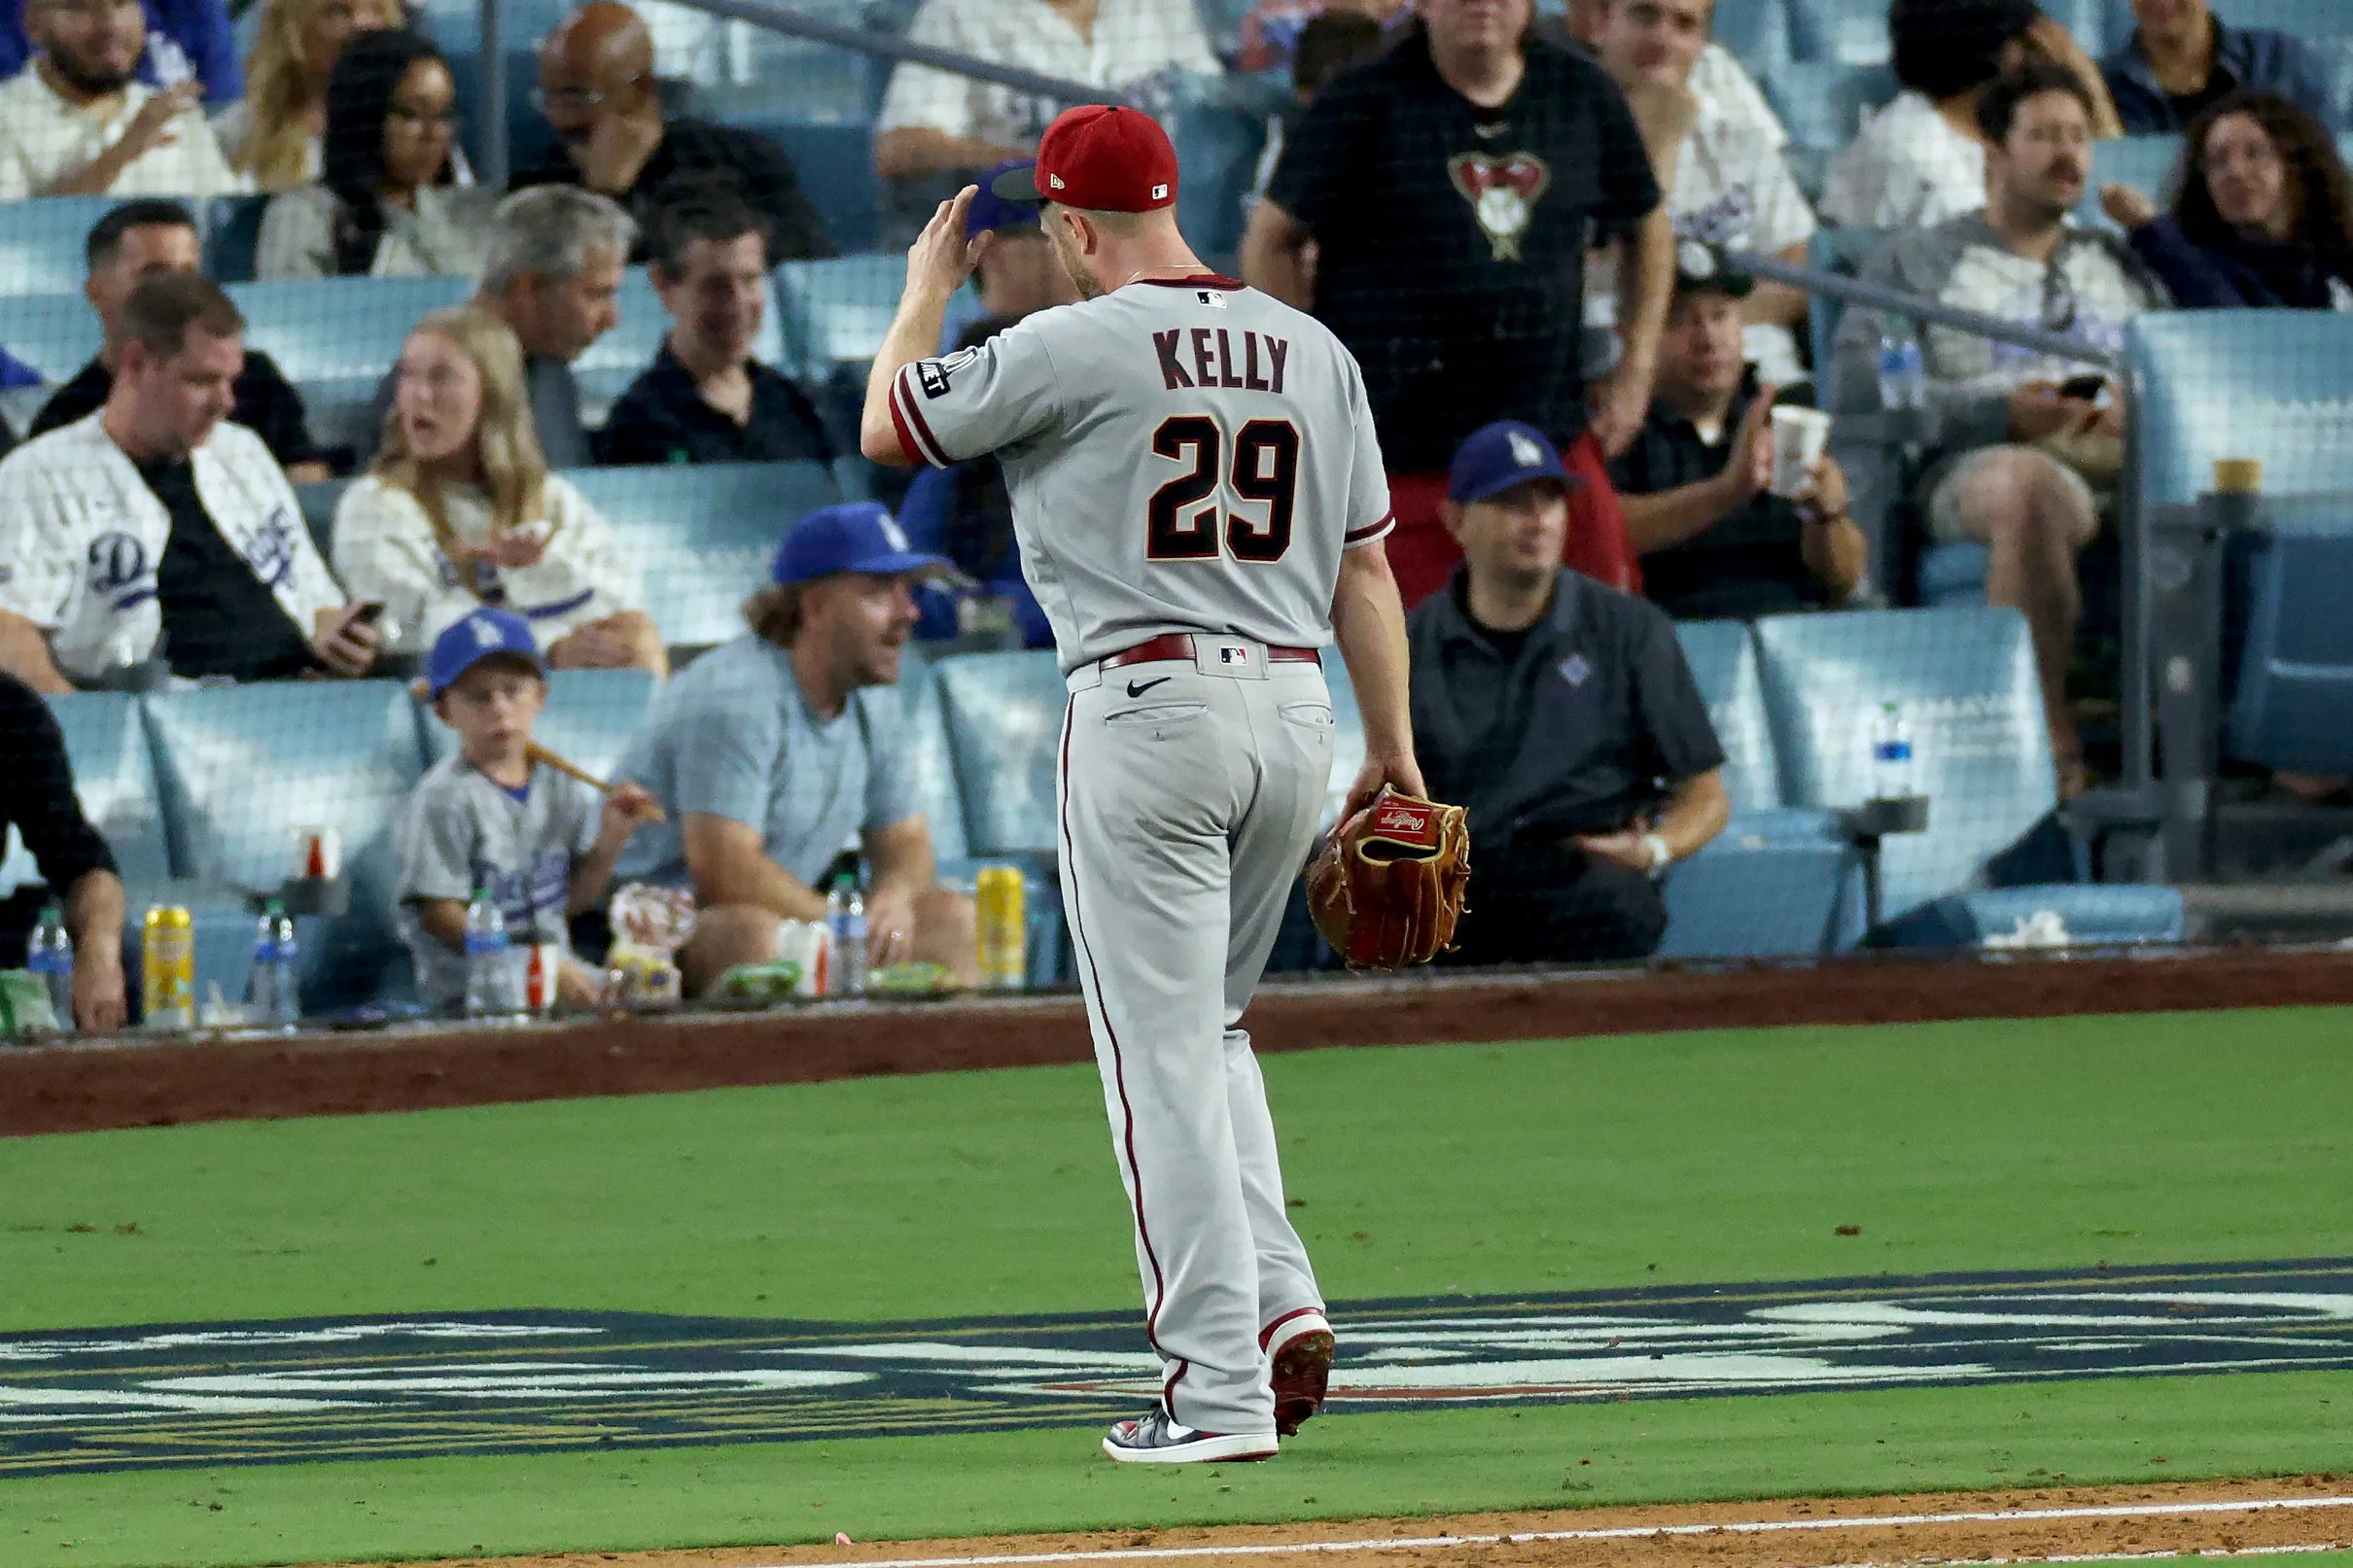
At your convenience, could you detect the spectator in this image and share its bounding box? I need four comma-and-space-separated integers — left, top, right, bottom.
2101, 90, 2353, 308
213, 0, 398, 190
0, 0, 241, 103
256, 28, 496, 279
393, 608, 660, 1017
363, 185, 635, 470
873, 0, 1218, 240
2101, 0, 2339, 135
1611, 243, 1867, 620
335, 305, 665, 673
1821, 0, 2120, 230
30, 199, 332, 482
0, 671, 127, 1031
1243, 0, 1672, 610
1245, 9, 1389, 228
1235, 0, 1404, 75
938, 157, 1080, 347
596, 183, 833, 468
511, 0, 830, 264
1595, 0, 1817, 387
1560, 0, 1793, 164
0, 0, 243, 198
614, 502, 977, 995
1407, 419, 1729, 964
1833, 62, 2161, 794
0, 272, 379, 694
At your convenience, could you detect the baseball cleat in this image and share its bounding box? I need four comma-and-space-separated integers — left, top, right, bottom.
1101, 1407, 1279, 1464
1266, 1309, 1336, 1437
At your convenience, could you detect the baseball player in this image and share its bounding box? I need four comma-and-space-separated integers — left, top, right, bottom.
860, 104, 1423, 1465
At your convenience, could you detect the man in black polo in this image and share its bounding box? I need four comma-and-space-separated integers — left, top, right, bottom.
31, 199, 333, 483
1408, 420, 1730, 964
1611, 243, 1868, 621
1241, 0, 1672, 610
596, 186, 834, 469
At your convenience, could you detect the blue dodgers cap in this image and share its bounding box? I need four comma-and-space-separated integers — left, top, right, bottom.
968, 160, 1043, 238
1447, 420, 1583, 505
772, 502, 956, 585
426, 607, 544, 698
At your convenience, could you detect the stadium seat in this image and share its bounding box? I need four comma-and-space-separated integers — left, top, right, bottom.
141, 680, 428, 1012
1805, 226, 1891, 402
205, 192, 272, 285
0, 692, 172, 899
574, 267, 790, 420
892, 650, 969, 865
2079, 136, 2182, 227
735, 118, 884, 254
1660, 621, 1863, 958
417, 667, 663, 785
228, 275, 472, 385
1763, 60, 1897, 150
931, 650, 1065, 858
1879, 883, 2184, 948
0, 196, 124, 298
294, 477, 350, 556
2129, 312, 2353, 773
773, 252, 906, 384
0, 290, 103, 385
563, 461, 844, 648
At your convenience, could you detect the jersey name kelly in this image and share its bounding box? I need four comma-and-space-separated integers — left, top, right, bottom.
1153, 329, 1290, 394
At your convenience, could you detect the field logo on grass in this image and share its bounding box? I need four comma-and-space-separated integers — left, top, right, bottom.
5, 1259, 2352, 1477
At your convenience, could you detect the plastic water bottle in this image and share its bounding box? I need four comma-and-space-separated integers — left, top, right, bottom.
249, 899, 300, 1030
1877, 331, 1927, 411
827, 874, 867, 996
1868, 701, 1916, 800
463, 886, 515, 1019
26, 901, 72, 1031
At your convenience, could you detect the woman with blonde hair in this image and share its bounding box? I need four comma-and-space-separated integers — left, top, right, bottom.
217, 0, 401, 190
333, 305, 666, 675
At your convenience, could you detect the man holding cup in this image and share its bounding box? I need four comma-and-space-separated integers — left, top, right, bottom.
1609, 241, 1868, 622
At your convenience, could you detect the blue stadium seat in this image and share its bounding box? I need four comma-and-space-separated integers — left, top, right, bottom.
228, 275, 472, 384
0, 291, 103, 384
0, 196, 123, 297
575, 267, 789, 420
931, 649, 1065, 857
1805, 226, 1891, 402
1659, 621, 1863, 958
0, 692, 172, 898
141, 680, 427, 1012
563, 461, 844, 647
1880, 884, 2184, 948
773, 252, 905, 384
206, 192, 272, 284
1764, 60, 1897, 150
1754, 607, 2176, 946
736, 118, 883, 254
891, 650, 969, 864
294, 477, 350, 556
418, 667, 663, 785
2129, 312, 2353, 771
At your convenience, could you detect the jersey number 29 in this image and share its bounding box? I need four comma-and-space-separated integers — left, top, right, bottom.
1146, 416, 1300, 564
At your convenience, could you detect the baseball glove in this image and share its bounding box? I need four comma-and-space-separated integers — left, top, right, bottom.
1305, 787, 1471, 969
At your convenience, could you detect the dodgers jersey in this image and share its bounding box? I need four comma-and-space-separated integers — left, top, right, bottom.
887, 275, 1392, 673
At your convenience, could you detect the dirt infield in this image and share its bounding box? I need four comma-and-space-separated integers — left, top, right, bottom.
7, 945, 2353, 1137
354, 1477, 2353, 1568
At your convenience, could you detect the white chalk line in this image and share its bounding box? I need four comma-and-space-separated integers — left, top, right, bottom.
1812, 1548, 2347, 1568
777, 1494, 2353, 1568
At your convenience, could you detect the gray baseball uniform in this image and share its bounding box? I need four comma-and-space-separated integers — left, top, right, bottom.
891, 273, 1391, 1437
393, 753, 602, 1011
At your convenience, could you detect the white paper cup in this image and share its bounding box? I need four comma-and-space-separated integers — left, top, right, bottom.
1769, 405, 1833, 499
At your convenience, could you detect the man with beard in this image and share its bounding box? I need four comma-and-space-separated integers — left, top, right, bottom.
1832, 61, 2164, 794
0, 0, 239, 197
613, 502, 978, 996
509, 0, 831, 265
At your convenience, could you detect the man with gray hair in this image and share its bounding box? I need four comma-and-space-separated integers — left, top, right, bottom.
365, 185, 635, 467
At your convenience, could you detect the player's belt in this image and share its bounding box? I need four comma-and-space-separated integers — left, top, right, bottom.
1099, 634, 1318, 672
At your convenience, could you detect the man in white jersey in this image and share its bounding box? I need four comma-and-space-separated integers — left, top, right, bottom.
860, 103, 1425, 1466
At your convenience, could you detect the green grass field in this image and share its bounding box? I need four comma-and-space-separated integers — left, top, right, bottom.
3, 1007, 2351, 1568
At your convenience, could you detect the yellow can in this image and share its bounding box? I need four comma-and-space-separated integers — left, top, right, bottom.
974, 865, 1026, 991
142, 905, 195, 1029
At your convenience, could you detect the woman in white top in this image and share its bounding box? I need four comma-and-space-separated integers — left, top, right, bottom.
334, 305, 667, 676
257, 29, 495, 279
1821, 0, 2120, 229
217, 0, 400, 190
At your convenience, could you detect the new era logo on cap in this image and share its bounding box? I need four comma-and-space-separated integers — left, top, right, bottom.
1508, 431, 1545, 469
1048, 173, 1065, 190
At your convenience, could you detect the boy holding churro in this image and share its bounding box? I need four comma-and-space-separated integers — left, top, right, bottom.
394, 609, 658, 1014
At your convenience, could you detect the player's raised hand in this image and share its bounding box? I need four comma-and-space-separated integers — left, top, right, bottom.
905, 186, 990, 302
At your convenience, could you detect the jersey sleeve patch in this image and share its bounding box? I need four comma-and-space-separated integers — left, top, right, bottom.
890, 363, 954, 469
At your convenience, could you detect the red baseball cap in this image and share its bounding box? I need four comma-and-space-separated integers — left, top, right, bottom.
987, 104, 1178, 214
